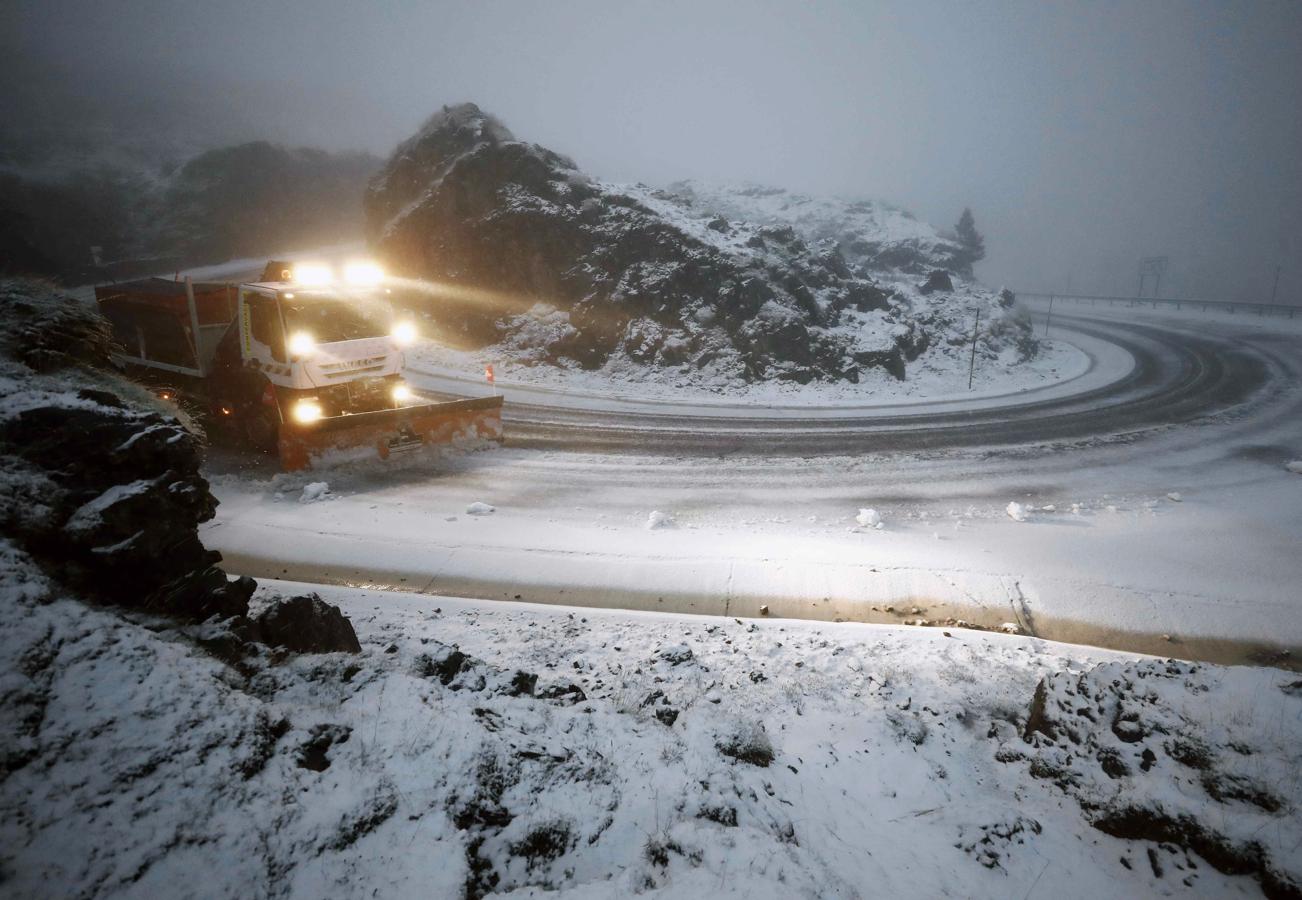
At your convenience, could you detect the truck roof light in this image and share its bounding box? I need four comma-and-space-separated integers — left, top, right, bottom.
292, 263, 333, 286
344, 261, 385, 286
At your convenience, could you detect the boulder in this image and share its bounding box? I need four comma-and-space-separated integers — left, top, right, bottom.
146, 566, 256, 622
251, 593, 362, 654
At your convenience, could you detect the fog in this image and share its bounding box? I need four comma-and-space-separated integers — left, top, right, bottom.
4, 0, 1300, 302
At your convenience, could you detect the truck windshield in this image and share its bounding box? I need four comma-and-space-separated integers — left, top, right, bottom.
278, 294, 390, 343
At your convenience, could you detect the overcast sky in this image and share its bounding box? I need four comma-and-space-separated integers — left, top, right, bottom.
4, 0, 1300, 300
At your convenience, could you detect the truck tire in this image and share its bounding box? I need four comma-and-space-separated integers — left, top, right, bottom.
242, 408, 279, 454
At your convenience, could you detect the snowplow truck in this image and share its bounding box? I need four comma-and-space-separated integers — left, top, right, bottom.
94, 260, 503, 470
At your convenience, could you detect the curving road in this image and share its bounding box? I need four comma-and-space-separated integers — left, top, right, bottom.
208, 303, 1302, 666
408, 313, 1280, 456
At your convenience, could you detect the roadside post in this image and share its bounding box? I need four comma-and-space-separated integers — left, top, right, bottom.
967, 308, 981, 391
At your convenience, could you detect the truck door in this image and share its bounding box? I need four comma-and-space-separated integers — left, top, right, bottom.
241, 290, 287, 366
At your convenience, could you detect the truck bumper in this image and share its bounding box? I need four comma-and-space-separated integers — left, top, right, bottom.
277, 395, 504, 471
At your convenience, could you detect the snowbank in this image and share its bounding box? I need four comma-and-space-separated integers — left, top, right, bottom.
3, 582, 1298, 898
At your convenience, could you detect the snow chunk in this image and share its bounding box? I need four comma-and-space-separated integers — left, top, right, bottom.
1285, 460, 1302, 475
1005, 501, 1029, 522
466, 501, 496, 516
299, 482, 331, 504
1166, 492, 1183, 502
646, 510, 675, 530
855, 508, 883, 529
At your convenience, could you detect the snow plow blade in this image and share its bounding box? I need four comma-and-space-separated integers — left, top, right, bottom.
278, 395, 503, 471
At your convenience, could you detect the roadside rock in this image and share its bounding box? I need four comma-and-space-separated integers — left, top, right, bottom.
146, 566, 256, 622
251, 593, 362, 654
0, 279, 225, 604
716, 719, 774, 767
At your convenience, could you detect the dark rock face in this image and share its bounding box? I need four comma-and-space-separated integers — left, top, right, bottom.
147, 566, 257, 622
0, 278, 362, 658
0, 280, 219, 602
251, 594, 363, 654
366, 103, 1019, 384
919, 269, 954, 295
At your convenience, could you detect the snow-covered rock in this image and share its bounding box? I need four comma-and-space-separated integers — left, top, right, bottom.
1005, 501, 1029, 522
855, 507, 884, 529
299, 482, 331, 504
1285, 460, 1302, 474
366, 103, 1038, 388
646, 509, 675, 530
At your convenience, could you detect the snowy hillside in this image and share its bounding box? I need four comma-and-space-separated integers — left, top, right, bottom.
369, 103, 1037, 394
4, 578, 1299, 899
0, 134, 378, 283
664, 181, 972, 277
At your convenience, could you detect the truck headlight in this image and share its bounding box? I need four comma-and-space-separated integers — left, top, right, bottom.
344, 261, 384, 286
391, 383, 413, 404
292, 263, 333, 286
291, 399, 323, 424
391, 321, 417, 346
287, 331, 315, 357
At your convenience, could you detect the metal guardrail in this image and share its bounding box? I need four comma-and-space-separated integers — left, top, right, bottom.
1015, 291, 1298, 319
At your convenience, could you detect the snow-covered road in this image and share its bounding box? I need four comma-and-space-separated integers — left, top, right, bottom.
204, 303, 1302, 665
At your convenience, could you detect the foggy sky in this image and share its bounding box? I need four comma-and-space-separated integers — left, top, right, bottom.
4, 0, 1300, 302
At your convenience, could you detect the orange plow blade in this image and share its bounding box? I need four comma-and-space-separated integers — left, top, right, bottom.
278, 395, 504, 471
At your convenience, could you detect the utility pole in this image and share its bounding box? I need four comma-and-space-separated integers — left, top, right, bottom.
967, 308, 981, 391
1044, 294, 1055, 338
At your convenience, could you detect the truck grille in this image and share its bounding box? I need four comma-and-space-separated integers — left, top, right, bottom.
319, 356, 388, 378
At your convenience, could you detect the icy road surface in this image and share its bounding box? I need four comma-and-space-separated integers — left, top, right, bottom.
205, 303, 1302, 665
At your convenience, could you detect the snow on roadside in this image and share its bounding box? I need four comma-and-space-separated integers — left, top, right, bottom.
646, 509, 675, 529
409, 335, 1088, 407
298, 482, 331, 504
3, 579, 1298, 899
855, 507, 883, 529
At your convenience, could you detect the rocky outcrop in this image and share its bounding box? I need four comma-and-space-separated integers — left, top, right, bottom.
0, 278, 358, 657
366, 103, 1037, 385
0, 281, 219, 602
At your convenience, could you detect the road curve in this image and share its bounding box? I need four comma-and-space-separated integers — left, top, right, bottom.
442, 314, 1277, 455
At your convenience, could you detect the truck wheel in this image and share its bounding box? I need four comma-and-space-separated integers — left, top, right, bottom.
242, 409, 279, 454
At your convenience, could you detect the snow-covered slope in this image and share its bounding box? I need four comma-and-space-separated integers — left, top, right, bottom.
664, 180, 970, 277
368, 103, 1036, 393
4, 578, 1298, 898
